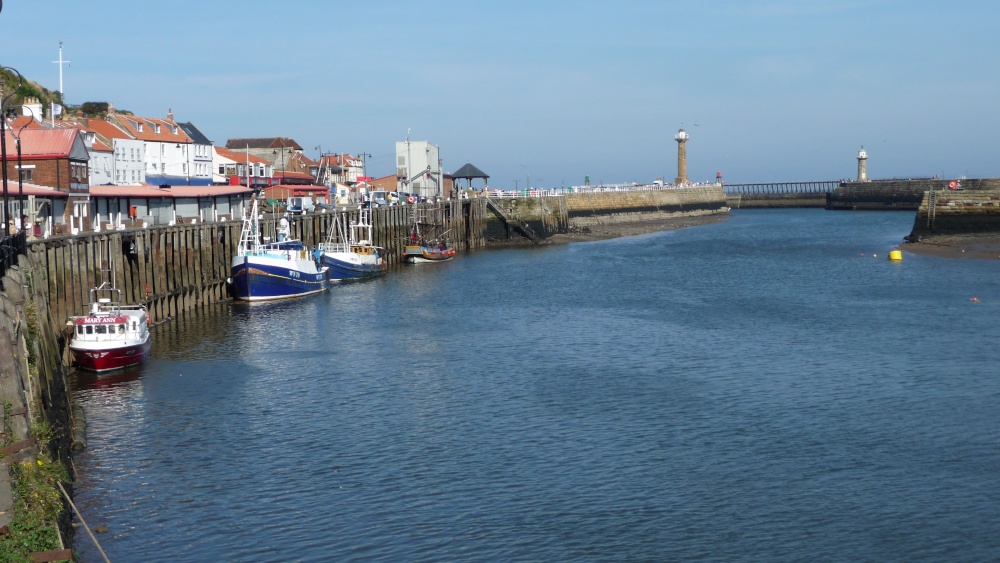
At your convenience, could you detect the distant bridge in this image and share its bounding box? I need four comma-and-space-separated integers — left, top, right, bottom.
723, 180, 841, 194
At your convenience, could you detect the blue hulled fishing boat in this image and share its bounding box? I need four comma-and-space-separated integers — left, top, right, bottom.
318, 207, 386, 281
229, 201, 329, 301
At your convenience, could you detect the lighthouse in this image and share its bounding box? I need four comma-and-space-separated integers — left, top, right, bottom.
674, 128, 689, 185
856, 146, 869, 182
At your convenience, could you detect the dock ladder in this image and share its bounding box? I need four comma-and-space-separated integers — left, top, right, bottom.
926, 190, 938, 230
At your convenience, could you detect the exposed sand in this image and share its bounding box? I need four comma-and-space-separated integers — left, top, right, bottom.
898, 234, 1000, 260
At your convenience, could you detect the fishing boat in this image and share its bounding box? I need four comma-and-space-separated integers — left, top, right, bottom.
229, 200, 329, 301
318, 207, 386, 281
69, 283, 151, 372
403, 204, 457, 263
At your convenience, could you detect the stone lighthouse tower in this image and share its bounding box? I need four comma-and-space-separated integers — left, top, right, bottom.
674, 128, 689, 185
856, 146, 869, 182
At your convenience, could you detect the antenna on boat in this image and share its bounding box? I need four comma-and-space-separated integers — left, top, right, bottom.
98, 236, 115, 290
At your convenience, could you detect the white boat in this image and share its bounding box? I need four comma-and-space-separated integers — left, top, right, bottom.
69, 283, 151, 372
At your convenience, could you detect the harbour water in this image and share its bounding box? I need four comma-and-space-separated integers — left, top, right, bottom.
71, 209, 1000, 562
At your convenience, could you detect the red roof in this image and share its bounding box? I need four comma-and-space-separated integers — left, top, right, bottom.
263, 184, 328, 197
89, 184, 253, 198
8, 116, 46, 130
275, 171, 314, 180
86, 119, 133, 140
109, 114, 191, 144
91, 139, 113, 152
2, 128, 78, 159
0, 181, 69, 198
215, 146, 270, 165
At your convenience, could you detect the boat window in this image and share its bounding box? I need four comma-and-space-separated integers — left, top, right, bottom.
95, 325, 108, 334
86, 326, 93, 335
132, 321, 138, 331
120, 324, 127, 334
108, 325, 116, 334
77, 325, 83, 335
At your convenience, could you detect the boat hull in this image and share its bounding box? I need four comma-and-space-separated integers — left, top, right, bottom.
322, 253, 386, 281
230, 257, 328, 301
404, 244, 456, 263
70, 338, 151, 372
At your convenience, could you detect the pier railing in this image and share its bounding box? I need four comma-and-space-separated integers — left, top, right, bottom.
724, 181, 840, 194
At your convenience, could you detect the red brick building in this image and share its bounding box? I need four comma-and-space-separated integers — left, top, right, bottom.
3, 127, 90, 224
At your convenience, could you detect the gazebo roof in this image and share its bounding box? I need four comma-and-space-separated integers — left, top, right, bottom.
452, 162, 489, 179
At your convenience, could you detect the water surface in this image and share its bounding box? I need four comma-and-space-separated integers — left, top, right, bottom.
73, 209, 1000, 561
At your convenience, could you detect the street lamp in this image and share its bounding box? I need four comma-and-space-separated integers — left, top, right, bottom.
11, 110, 29, 229
0, 67, 24, 231
272, 148, 285, 182
357, 152, 371, 182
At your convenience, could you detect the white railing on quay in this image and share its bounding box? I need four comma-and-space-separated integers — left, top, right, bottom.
477, 182, 721, 199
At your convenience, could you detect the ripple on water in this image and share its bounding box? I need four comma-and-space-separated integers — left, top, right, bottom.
72, 210, 1000, 561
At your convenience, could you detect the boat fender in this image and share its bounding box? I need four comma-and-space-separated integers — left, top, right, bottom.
407, 195, 415, 204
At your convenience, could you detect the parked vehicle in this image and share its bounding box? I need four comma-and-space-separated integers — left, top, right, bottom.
369, 191, 390, 207
287, 196, 316, 215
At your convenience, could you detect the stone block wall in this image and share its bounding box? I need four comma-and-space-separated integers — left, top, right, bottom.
911, 190, 1000, 237
727, 193, 827, 208
564, 186, 726, 217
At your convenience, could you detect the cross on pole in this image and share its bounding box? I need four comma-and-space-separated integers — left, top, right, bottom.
51, 41, 70, 96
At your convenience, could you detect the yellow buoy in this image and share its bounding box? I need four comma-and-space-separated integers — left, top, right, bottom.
889, 250, 903, 261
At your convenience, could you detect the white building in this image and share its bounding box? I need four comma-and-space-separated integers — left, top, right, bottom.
106, 106, 202, 186
86, 118, 146, 185
213, 146, 274, 188
178, 121, 214, 186
395, 139, 441, 198
81, 129, 114, 186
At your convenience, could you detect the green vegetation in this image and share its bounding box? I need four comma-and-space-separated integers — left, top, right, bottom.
1, 68, 132, 118
0, 68, 61, 114
0, 455, 70, 563
23, 297, 39, 375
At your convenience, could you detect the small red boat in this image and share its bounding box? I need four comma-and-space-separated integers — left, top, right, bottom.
69, 284, 151, 372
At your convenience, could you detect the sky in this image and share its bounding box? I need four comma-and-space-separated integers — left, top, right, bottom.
2, 0, 999, 188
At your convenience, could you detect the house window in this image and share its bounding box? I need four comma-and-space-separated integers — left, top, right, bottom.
153, 123, 161, 134
19, 169, 32, 182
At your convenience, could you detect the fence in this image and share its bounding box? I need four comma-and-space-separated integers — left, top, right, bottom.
0, 231, 26, 282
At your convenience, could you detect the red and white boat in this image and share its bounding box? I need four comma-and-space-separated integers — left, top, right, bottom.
69, 284, 151, 372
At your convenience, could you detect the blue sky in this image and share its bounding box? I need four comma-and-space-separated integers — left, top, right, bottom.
3, 0, 998, 187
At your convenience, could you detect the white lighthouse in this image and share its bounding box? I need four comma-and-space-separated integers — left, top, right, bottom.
674, 128, 689, 185
856, 146, 869, 182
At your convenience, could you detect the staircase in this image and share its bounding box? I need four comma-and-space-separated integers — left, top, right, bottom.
483, 196, 541, 243
926, 190, 938, 230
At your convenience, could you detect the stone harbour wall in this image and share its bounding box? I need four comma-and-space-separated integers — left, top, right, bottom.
911, 189, 1000, 237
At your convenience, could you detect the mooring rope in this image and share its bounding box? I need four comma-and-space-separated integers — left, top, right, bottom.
57, 481, 111, 563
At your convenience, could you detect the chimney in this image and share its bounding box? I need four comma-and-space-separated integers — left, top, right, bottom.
22, 97, 43, 121
167, 108, 174, 121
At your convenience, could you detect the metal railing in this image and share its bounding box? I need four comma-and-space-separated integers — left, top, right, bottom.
0, 231, 27, 281
474, 182, 721, 199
